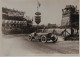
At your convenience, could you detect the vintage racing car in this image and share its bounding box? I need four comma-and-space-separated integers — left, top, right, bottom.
28, 32, 58, 43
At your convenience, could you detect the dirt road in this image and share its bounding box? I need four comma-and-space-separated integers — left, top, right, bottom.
2, 34, 79, 56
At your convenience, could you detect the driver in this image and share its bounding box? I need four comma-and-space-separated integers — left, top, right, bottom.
47, 33, 52, 38
34, 32, 37, 36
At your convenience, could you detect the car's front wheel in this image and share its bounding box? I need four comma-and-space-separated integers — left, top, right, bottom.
27, 35, 31, 40
28, 35, 33, 41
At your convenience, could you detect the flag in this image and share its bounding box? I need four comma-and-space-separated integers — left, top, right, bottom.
37, 0, 41, 7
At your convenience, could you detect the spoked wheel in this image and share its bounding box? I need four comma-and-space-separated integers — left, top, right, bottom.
30, 37, 34, 41
27, 35, 32, 40
41, 35, 47, 43
25, 35, 30, 40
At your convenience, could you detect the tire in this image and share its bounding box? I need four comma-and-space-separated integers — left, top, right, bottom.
27, 35, 31, 40
30, 37, 34, 41
52, 36, 58, 43
41, 35, 47, 43
31, 38, 32, 41
53, 38, 58, 43
28, 35, 33, 41
28, 35, 33, 40
29, 36, 31, 39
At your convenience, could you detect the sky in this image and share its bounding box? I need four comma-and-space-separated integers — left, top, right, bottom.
2, 0, 79, 25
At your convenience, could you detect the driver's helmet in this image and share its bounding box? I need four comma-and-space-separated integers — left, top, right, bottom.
34, 32, 37, 36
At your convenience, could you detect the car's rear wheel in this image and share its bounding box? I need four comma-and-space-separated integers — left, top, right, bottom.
30, 37, 35, 41
41, 35, 47, 43
52, 36, 58, 43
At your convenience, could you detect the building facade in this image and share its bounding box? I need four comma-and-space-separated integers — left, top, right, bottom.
61, 5, 79, 35
61, 5, 79, 29
2, 7, 33, 34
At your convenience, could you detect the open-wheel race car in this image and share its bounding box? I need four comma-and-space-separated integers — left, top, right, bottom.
28, 31, 58, 43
